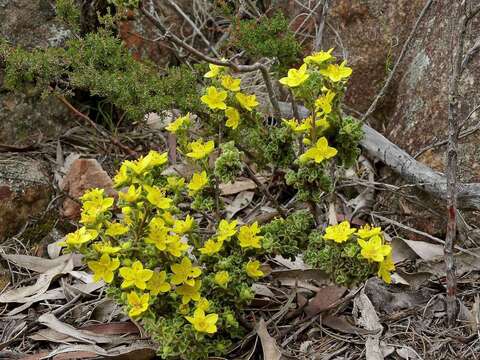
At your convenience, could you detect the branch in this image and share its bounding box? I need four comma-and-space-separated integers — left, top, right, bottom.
314, 0, 329, 51
164, 0, 220, 57
139, 6, 282, 120
361, 0, 434, 122
277, 101, 480, 211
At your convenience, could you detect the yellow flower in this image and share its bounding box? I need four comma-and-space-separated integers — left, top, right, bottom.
358, 235, 392, 262
279, 63, 309, 87
185, 308, 218, 334
127, 291, 149, 317
315, 90, 336, 115
166, 176, 185, 191
145, 222, 170, 251
238, 222, 263, 249
221, 74, 241, 92
122, 206, 134, 226
127, 151, 168, 175
320, 61, 352, 82
87, 253, 120, 283
62, 227, 98, 247
144, 185, 172, 209
235, 92, 259, 111
166, 235, 189, 257
82, 196, 114, 214
282, 118, 310, 133
93, 242, 122, 255
199, 238, 223, 256
171, 257, 202, 286
204, 63, 225, 78
201, 86, 227, 110
197, 298, 210, 311
225, 106, 240, 129
118, 185, 142, 203
245, 260, 264, 279
119, 260, 154, 290
105, 222, 129, 237
166, 113, 190, 133
177, 279, 202, 304
304, 48, 334, 64
162, 211, 176, 226
357, 224, 382, 239
377, 254, 395, 284
186, 139, 215, 160
173, 215, 195, 235
314, 116, 331, 133
113, 163, 130, 187
214, 271, 230, 287
299, 137, 337, 164
323, 221, 356, 243
188, 171, 209, 196
217, 219, 237, 241
80, 188, 105, 202
146, 271, 171, 295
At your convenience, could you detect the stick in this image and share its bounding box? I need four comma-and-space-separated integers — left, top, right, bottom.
361, 0, 434, 122
444, 0, 467, 327
277, 101, 480, 210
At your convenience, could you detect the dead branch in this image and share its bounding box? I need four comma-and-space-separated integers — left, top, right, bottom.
277, 101, 480, 211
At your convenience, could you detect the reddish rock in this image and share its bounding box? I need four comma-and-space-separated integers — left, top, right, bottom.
60, 159, 116, 220
0, 156, 52, 241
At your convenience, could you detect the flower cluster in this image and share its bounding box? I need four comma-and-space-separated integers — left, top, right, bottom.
200, 63, 259, 130
62, 151, 269, 359
305, 220, 395, 285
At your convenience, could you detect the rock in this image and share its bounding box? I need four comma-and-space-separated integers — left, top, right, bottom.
0, 156, 52, 241
0, 93, 71, 146
60, 158, 116, 220
319, 0, 480, 183
0, 0, 73, 146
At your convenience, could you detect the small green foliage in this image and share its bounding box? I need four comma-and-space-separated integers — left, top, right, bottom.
2, 30, 203, 120
305, 230, 376, 286
285, 163, 332, 203
55, 0, 81, 31
214, 141, 244, 183
262, 210, 315, 260
107, 0, 139, 8
330, 115, 363, 167
232, 12, 302, 73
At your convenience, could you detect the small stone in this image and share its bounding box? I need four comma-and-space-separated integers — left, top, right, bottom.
60, 158, 116, 220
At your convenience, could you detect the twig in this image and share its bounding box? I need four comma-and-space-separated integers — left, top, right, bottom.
244, 164, 287, 218
461, 36, 480, 73
314, 0, 329, 51
55, 93, 138, 157
361, 0, 434, 122
164, 0, 220, 57
445, 0, 467, 327
139, 5, 282, 120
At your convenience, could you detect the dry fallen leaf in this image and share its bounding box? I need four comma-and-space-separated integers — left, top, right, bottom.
0, 255, 74, 303
225, 191, 254, 219
219, 177, 266, 196
37, 313, 119, 344
354, 291, 383, 360
392, 238, 443, 262
304, 286, 346, 317
256, 318, 282, 360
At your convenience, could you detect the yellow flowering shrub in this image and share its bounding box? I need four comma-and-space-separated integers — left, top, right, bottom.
305, 220, 395, 285
61, 151, 273, 359
60, 49, 384, 359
